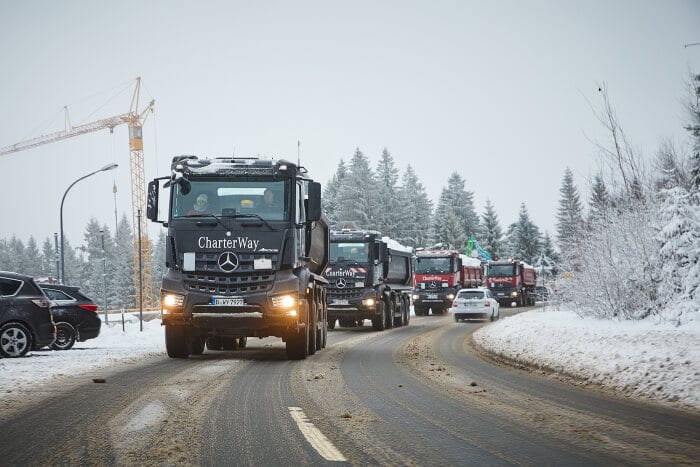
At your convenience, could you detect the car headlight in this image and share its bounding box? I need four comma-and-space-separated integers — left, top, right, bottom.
446, 293, 455, 300
272, 294, 296, 308
162, 293, 184, 309
412, 294, 419, 300
362, 298, 376, 307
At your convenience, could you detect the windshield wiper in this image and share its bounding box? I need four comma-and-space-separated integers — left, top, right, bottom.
179, 213, 229, 230
226, 213, 275, 231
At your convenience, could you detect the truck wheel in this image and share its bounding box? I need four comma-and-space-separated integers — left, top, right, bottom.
206, 336, 223, 350
286, 306, 309, 360
308, 301, 317, 356
372, 300, 386, 331
404, 297, 411, 325
394, 298, 405, 327
321, 318, 327, 349
165, 325, 190, 359
222, 338, 239, 350
189, 336, 205, 355
385, 299, 394, 329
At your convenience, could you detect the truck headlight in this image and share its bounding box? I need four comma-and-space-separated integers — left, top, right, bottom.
412, 294, 419, 300
162, 293, 184, 309
272, 294, 296, 308
510, 291, 518, 298
446, 293, 455, 300
362, 298, 376, 307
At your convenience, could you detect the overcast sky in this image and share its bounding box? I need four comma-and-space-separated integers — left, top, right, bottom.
1, 1, 699, 248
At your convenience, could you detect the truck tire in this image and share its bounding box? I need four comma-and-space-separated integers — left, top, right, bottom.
308, 301, 317, 356
286, 306, 309, 360
206, 336, 223, 350
189, 336, 205, 355
222, 338, 239, 350
372, 300, 386, 331
327, 318, 336, 330
404, 296, 411, 325
385, 298, 394, 329
165, 325, 190, 359
394, 297, 405, 327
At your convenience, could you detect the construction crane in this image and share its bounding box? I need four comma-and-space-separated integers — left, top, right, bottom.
0, 77, 157, 309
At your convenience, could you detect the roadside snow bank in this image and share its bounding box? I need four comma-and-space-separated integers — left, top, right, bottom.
0, 319, 165, 402
473, 310, 700, 410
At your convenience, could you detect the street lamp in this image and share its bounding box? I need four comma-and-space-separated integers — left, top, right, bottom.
60, 163, 118, 284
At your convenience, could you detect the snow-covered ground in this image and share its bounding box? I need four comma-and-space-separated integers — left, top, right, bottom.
1, 309, 698, 412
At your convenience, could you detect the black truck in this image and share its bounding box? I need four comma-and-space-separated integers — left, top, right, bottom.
146, 156, 329, 359
324, 229, 413, 331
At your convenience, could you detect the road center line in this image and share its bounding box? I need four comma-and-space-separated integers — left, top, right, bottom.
288, 407, 347, 462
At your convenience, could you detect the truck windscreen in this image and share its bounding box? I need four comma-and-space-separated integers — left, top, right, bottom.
488, 264, 516, 277
330, 242, 370, 263
172, 180, 290, 221
415, 257, 451, 274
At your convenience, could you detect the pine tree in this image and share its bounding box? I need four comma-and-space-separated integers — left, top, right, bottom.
152, 229, 167, 301
588, 173, 609, 222
480, 199, 504, 260
556, 167, 584, 254
506, 203, 542, 264
433, 172, 479, 250
113, 213, 135, 309
375, 148, 400, 237
334, 148, 377, 229
396, 165, 433, 248
23, 236, 42, 277
322, 158, 347, 227
7, 236, 26, 274
40, 237, 57, 278
0, 238, 8, 271
687, 74, 700, 192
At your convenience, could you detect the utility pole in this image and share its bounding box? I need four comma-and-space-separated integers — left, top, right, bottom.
101, 230, 108, 325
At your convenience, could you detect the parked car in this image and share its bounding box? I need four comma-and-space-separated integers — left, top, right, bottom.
450, 287, 500, 322
38, 283, 101, 350
0, 271, 56, 357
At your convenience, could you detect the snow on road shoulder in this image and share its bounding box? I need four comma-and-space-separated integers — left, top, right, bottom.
473, 309, 700, 410
0, 319, 165, 403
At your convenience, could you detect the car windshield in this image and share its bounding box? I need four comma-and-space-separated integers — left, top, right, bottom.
416, 257, 451, 274
172, 179, 290, 221
330, 242, 370, 263
488, 264, 516, 277
459, 291, 484, 300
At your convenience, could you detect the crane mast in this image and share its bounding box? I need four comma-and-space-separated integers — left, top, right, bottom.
0, 77, 157, 309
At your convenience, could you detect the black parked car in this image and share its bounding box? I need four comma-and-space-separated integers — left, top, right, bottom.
0, 271, 56, 357
38, 283, 101, 350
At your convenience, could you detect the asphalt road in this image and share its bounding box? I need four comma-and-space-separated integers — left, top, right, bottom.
1, 307, 699, 466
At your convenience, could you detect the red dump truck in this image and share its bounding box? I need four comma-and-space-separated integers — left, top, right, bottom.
485, 259, 537, 307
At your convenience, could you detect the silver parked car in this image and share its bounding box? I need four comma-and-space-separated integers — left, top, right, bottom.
450, 287, 500, 322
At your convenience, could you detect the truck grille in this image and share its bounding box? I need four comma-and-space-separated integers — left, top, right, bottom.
183, 252, 277, 295
327, 287, 363, 301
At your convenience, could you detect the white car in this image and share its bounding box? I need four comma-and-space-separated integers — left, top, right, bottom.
451, 287, 500, 322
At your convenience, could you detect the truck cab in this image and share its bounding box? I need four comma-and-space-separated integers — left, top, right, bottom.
147, 156, 329, 359
412, 250, 462, 315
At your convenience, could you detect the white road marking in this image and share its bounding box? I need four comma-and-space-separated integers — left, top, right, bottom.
288, 407, 347, 462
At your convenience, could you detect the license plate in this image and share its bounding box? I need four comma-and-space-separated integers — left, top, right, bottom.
212, 297, 245, 306
497, 293, 505, 297
332, 299, 349, 305
427, 294, 438, 299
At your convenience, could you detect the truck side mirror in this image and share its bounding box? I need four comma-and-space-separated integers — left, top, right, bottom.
378, 242, 388, 262
146, 180, 160, 222
307, 182, 322, 222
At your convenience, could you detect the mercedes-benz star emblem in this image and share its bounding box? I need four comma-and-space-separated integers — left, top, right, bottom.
336, 278, 347, 289
429, 281, 437, 289
218, 251, 239, 273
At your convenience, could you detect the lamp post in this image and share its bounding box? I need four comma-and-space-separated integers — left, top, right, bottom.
60, 163, 118, 284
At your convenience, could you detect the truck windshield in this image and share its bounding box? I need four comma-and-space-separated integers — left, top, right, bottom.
172, 179, 290, 221
330, 242, 369, 263
488, 264, 516, 277
415, 257, 451, 274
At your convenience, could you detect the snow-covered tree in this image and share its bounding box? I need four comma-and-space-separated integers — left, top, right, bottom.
322, 158, 347, 227
588, 173, 610, 223
334, 148, 378, 229
433, 172, 478, 250
556, 167, 584, 254
395, 165, 433, 248
40, 237, 58, 278
505, 203, 541, 264
112, 213, 135, 309
480, 199, 504, 260
375, 148, 400, 238
23, 236, 42, 277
